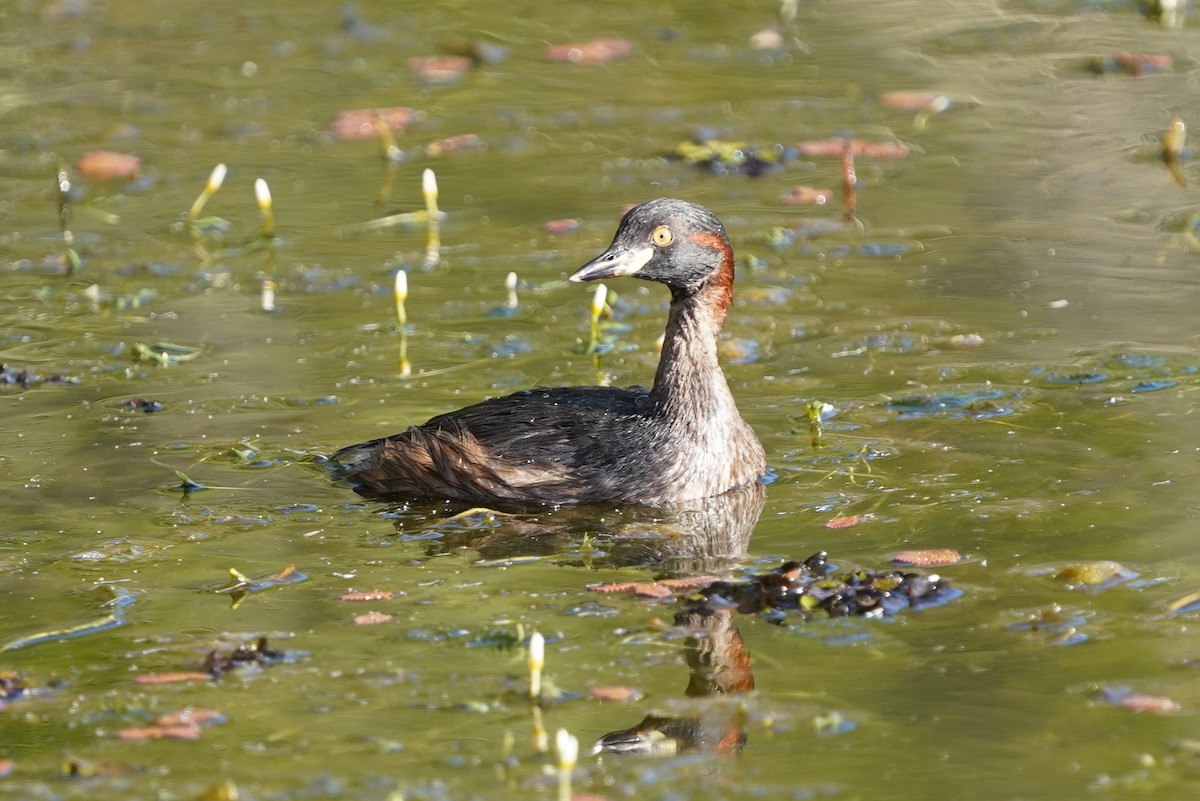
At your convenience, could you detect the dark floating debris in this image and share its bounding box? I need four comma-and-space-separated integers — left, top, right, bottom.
203, 636, 289, 677
0, 364, 79, 388
670, 137, 791, 177
681, 554, 958, 622
123, 397, 164, 413
1088, 51, 1173, 76
593, 553, 959, 623
668, 134, 908, 178
134, 636, 296, 686
0, 670, 28, 703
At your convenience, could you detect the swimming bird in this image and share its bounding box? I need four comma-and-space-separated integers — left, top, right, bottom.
332, 198, 766, 506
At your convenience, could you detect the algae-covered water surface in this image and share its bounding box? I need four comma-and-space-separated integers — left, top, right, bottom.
4, 1, 1200, 799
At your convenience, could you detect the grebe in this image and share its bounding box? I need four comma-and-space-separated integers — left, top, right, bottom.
332, 198, 766, 505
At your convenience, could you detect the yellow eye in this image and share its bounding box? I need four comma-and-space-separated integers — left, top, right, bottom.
651, 226, 673, 247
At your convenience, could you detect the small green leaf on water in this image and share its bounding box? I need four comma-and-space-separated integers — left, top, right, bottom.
174, 470, 205, 493
1053, 561, 1137, 589
229, 442, 257, 461
190, 216, 232, 238
134, 342, 203, 365
1165, 590, 1200, 616
195, 778, 240, 801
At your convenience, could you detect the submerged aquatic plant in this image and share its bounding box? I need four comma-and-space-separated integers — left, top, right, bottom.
55, 165, 81, 273
187, 163, 227, 232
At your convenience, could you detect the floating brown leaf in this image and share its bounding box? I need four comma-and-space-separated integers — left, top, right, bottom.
426, 133, 483, 156
795, 138, 909, 159
590, 686, 643, 702
117, 724, 201, 741
331, 107, 417, 140
1119, 694, 1180, 713
588, 575, 718, 599
156, 708, 225, 727
879, 91, 946, 111
76, 150, 141, 181
589, 581, 674, 598
892, 549, 962, 567
546, 38, 632, 64
782, 185, 834, 205
340, 590, 398, 602
544, 218, 581, 235
407, 55, 473, 85
134, 671, 213, 685
824, 514, 864, 530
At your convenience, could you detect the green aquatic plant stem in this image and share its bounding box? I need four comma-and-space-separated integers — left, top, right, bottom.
527, 630, 544, 702
255, 178, 274, 239
187, 163, 227, 228
587, 284, 606, 355
807, 399, 825, 447
55, 165, 81, 273
422, 168, 440, 268
395, 269, 411, 377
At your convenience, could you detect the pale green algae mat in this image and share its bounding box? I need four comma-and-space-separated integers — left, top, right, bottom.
4, 1, 1200, 799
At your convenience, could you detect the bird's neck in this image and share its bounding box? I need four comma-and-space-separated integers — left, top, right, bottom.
649, 264, 736, 417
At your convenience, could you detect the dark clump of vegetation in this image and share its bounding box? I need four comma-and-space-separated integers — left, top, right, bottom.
0, 364, 79, 388
679, 553, 959, 623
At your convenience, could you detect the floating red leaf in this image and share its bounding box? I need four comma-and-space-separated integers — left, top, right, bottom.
330, 107, 417, 140
782, 185, 834, 205
546, 38, 632, 64
407, 55, 473, 85
544, 218, 581, 235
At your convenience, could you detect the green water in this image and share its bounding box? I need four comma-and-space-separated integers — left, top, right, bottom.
4, 0, 1200, 798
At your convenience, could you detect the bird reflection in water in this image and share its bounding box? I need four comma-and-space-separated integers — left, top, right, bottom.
384, 481, 766, 576
594, 604, 755, 757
